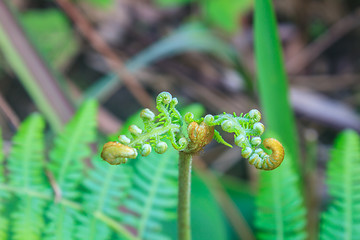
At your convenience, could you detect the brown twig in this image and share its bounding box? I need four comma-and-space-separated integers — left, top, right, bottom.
55, 0, 154, 109
0, 1, 74, 130
287, 9, 360, 74
0, 92, 20, 129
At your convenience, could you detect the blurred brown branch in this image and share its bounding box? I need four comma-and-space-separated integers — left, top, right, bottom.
287, 8, 360, 74
55, 0, 154, 109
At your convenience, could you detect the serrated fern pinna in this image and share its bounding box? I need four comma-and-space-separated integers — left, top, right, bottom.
0, 99, 181, 240
320, 130, 360, 240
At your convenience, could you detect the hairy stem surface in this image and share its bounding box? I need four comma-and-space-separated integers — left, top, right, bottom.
178, 151, 192, 240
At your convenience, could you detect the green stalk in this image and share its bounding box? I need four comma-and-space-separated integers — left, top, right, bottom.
0, 1, 73, 132
178, 151, 192, 240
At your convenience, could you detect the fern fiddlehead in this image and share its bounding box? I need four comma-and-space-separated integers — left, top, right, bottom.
101, 92, 188, 164
101, 91, 285, 240
101, 91, 285, 170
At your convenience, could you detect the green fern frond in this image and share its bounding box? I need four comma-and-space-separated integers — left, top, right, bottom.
45, 100, 98, 240
122, 149, 178, 240
7, 114, 48, 240
75, 155, 133, 240
320, 130, 360, 240
0, 127, 9, 240
213, 129, 232, 148
255, 154, 307, 240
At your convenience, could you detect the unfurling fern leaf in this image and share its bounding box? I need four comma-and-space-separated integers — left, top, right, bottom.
255, 153, 307, 240
0, 127, 9, 240
75, 155, 133, 240
44, 100, 98, 240
320, 130, 360, 240
122, 148, 178, 240
7, 114, 49, 240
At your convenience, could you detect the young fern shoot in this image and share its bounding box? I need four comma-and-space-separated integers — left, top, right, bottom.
101, 91, 285, 240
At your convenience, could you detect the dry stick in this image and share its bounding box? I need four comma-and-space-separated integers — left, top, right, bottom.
287, 9, 360, 74
0, 93, 20, 129
55, 0, 154, 109
0, 1, 74, 130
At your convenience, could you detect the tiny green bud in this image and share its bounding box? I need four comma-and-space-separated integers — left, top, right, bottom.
157, 92, 172, 104
221, 120, 234, 132
241, 147, 253, 158
129, 125, 142, 136
184, 112, 194, 124
235, 134, 246, 147
251, 137, 262, 146
118, 135, 131, 145
140, 108, 155, 121
248, 153, 261, 167
204, 114, 214, 125
155, 141, 168, 154
255, 148, 266, 158
179, 137, 187, 147
253, 122, 265, 135
141, 143, 152, 156
249, 109, 261, 122
171, 97, 178, 106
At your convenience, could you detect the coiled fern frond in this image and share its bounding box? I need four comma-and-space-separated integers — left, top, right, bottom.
121, 148, 178, 240
75, 155, 133, 240
320, 130, 360, 240
101, 91, 285, 171
44, 100, 98, 240
255, 153, 307, 240
7, 114, 49, 240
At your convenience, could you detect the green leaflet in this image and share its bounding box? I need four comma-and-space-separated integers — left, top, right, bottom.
254, 0, 299, 169
255, 154, 307, 240
201, 0, 252, 32
122, 149, 178, 240
44, 100, 98, 240
213, 129, 232, 148
75, 155, 133, 240
320, 130, 360, 240
84, 0, 114, 8
7, 114, 48, 240
0, 127, 9, 240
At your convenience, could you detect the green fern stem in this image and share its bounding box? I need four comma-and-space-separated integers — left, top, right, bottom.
178, 151, 192, 240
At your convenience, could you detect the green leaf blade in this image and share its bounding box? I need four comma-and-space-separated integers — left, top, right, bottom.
0, 127, 9, 240
45, 100, 98, 240
7, 114, 48, 240
320, 130, 360, 240
75, 156, 133, 240
254, 0, 299, 168
255, 156, 307, 240
122, 149, 178, 240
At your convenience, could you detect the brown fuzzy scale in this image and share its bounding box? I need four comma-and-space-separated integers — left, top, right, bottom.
185, 121, 215, 154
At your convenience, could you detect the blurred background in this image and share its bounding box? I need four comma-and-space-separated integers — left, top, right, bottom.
0, 0, 360, 239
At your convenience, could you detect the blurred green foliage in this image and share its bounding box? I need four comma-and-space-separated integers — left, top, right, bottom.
155, 0, 253, 32
21, 9, 78, 69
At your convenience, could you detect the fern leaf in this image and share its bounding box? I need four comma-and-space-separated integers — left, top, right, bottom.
122, 149, 178, 240
214, 129, 232, 148
0, 127, 9, 240
7, 114, 48, 240
75, 155, 133, 240
320, 130, 360, 240
44, 100, 98, 240
255, 155, 307, 240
